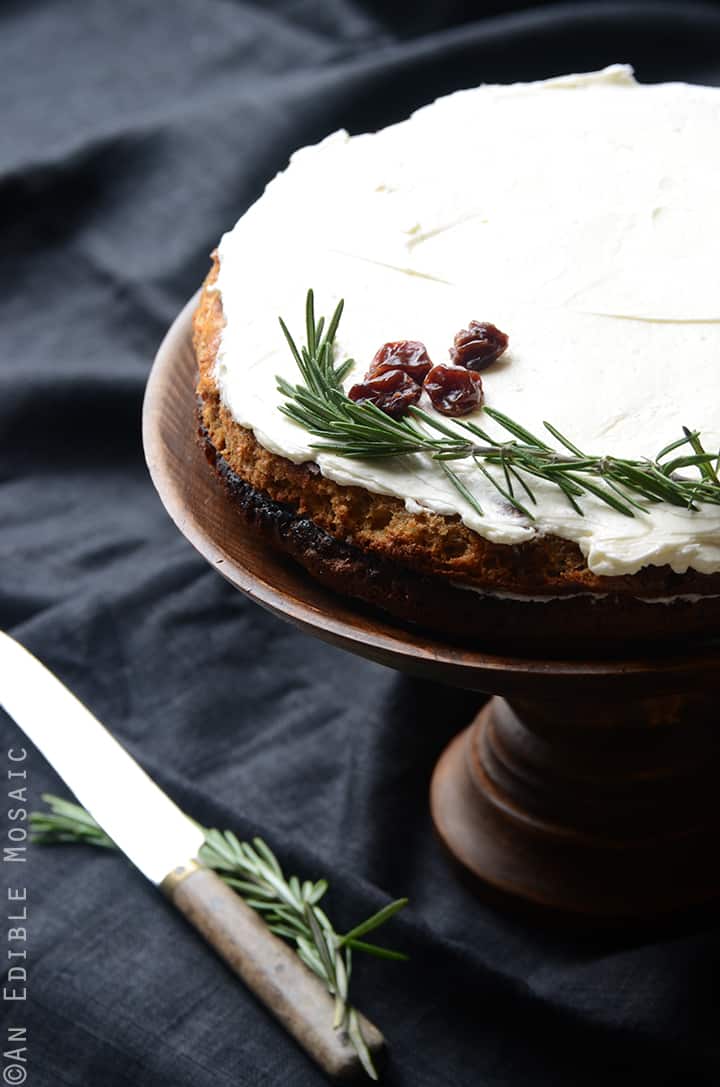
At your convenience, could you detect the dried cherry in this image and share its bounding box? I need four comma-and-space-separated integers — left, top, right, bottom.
368, 340, 433, 383
424, 364, 483, 417
450, 321, 508, 371
348, 368, 422, 419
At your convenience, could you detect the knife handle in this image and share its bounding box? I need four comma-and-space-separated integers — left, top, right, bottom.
165, 865, 384, 1081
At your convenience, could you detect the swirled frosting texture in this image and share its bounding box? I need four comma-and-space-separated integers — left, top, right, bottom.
214, 66, 720, 576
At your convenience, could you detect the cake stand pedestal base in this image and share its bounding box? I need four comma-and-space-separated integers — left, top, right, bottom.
431, 691, 720, 919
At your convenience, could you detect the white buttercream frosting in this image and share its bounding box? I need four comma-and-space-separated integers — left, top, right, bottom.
451, 583, 720, 605
213, 65, 720, 577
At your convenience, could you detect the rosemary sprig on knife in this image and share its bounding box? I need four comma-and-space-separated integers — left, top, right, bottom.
277, 290, 720, 521
31, 794, 408, 1081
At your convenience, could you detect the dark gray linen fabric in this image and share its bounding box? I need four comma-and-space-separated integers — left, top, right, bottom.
2, 2, 720, 1084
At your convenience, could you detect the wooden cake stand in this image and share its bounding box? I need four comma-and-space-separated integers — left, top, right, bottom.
144, 296, 720, 921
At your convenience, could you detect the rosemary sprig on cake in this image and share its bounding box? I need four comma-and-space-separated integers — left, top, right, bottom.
31, 794, 408, 1081
276, 290, 720, 521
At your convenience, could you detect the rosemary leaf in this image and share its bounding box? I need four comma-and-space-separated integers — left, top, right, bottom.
484, 407, 552, 451
344, 939, 411, 961
304, 902, 338, 992
348, 1010, 379, 1082
338, 897, 410, 946
438, 461, 484, 517
473, 455, 534, 519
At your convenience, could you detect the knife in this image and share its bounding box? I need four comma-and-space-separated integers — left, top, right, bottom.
0, 631, 384, 1081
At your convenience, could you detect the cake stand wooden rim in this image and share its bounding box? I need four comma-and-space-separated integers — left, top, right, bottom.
142, 293, 720, 696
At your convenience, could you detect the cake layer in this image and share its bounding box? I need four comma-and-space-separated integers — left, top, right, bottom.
197, 410, 720, 652
210, 66, 720, 578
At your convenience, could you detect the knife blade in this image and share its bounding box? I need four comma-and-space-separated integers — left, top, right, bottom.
0, 631, 384, 1081
0, 630, 204, 882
